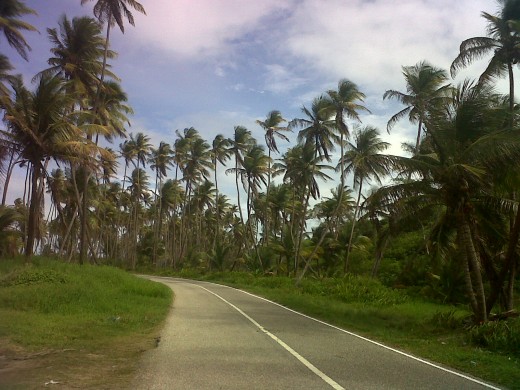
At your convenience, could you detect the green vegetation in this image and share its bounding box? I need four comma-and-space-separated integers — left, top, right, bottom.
0, 257, 172, 388
1, 0, 520, 387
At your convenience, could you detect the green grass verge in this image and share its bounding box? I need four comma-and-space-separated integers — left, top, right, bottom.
161, 270, 519, 389
0, 257, 172, 388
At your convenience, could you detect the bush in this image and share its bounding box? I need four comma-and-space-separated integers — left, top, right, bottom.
468, 318, 520, 357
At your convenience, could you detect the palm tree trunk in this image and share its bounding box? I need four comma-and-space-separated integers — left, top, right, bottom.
294, 188, 311, 277
345, 180, 363, 273
264, 149, 272, 246
459, 217, 487, 322
214, 159, 220, 250
1, 149, 16, 206
25, 163, 41, 258
414, 120, 423, 152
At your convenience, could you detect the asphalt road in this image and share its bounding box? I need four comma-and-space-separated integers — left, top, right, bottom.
132, 277, 502, 390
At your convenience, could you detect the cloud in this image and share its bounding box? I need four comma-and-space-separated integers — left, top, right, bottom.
263, 64, 308, 94
126, 0, 295, 60
281, 0, 494, 94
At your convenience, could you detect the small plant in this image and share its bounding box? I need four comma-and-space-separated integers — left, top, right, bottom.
429, 310, 462, 330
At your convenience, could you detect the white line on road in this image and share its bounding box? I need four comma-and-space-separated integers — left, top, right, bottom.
196, 284, 345, 390
211, 282, 503, 390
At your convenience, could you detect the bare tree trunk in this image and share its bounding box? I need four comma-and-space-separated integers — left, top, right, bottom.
459, 218, 487, 322
345, 181, 363, 273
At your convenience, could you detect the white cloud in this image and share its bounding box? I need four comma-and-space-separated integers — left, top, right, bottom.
127, 0, 295, 59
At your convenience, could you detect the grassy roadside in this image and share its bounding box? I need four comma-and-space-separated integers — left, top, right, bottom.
0, 257, 172, 389
169, 270, 519, 390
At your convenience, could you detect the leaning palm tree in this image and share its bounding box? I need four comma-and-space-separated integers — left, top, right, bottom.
2, 75, 101, 258
384, 61, 451, 152
339, 125, 392, 273
81, 0, 146, 100
0, 0, 37, 60
256, 110, 289, 245
375, 81, 520, 322
451, 1, 520, 116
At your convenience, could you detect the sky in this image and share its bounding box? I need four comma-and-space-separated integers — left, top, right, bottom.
2, 0, 504, 207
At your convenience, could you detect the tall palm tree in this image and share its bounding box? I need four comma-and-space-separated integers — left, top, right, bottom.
81, 0, 146, 118
230, 144, 269, 265
293, 96, 337, 162
339, 125, 392, 273
227, 126, 254, 241
304, 80, 370, 268
256, 110, 289, 244
277, 144, 332, 275
1, 75, 91, 257
290, 97, 336, 275
0, 0, 37, 60
384, 61, 451, 151
211, 134, 231, 245
149, 141, 173, 263
451, 1, 520, 115
375, 81, 520, 322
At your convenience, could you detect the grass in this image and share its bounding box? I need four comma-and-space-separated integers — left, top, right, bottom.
0, 257, 172, 388
162, 270, 519, 390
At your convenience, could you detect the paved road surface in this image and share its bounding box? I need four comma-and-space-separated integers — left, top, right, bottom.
132, 277, 502, 389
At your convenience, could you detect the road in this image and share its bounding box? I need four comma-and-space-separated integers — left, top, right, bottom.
132, 277, 501, 390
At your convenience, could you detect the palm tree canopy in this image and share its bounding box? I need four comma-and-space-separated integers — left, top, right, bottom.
257, 110, 289, 154
0, 0, 37, 60
81, 0, 146, 33
292, 96, 337, 162
384, 61, 451, 133
42, 15, 115, 97
340, 125, 392, 189
450, 2, 520, 83
325, 79, 370, 137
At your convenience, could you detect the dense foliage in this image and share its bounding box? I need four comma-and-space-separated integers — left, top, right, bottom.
0, 0, 519, 323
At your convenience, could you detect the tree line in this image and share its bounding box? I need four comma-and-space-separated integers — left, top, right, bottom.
1, 0, 520, 323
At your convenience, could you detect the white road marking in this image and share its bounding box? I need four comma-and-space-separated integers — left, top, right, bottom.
204, 281, 503, 390
196, 284, 345, 390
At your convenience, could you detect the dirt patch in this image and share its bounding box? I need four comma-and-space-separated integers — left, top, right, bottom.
0, 336, 156, 389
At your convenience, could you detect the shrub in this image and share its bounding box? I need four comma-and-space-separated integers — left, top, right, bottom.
468, 318, 520, 357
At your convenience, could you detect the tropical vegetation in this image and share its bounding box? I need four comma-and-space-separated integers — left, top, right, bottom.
0, 0, 519, 333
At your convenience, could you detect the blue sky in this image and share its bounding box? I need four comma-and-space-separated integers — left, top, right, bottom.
3, 0, 502, 205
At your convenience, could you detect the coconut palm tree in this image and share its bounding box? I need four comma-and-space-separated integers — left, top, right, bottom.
277, 144, 332, 275
339, 125, 392, 273
0, 0, 37, 60
149, 141, 173, 263
1, 75, 98, 258
42, 15, 111, 100
81, 0, 146, 104
256, 110, 289, 245
229, 144, 270, 267
304, 80, 370, 268
227, 126, 255, 240
290, 97, 337, 275
451, 1, 520, 116
211, 134, 231, 245
375, 81, 520, 322
384, 61, 451, 152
